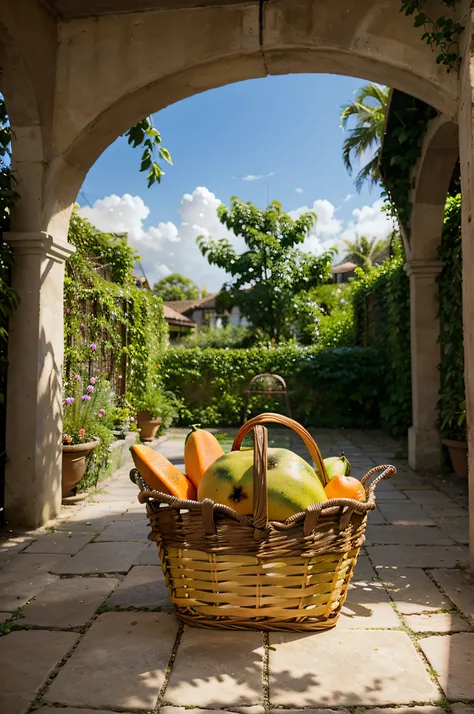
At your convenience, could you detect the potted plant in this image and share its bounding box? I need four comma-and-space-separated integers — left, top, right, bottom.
134, 384, 178, 442
441, 400, 467, 478
62, 374, 114, 497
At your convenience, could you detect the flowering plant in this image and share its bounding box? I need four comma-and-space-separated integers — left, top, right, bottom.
62, 374, 114, 445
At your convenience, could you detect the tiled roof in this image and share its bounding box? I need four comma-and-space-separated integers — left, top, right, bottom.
331, 262, 357, 274
163, 304, 197, 327
164, 292, 219, 315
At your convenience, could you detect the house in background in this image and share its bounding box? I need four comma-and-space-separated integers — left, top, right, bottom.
164, 293, 248, 331
163, 305, 197, 344
331, 262, 357, 284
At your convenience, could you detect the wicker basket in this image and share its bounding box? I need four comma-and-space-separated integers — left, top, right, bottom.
131, 413, 396, 631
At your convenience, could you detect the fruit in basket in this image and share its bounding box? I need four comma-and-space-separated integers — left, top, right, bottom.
322, 454, 351, 479
324, 475, 365, 502
184, 425, 225, 489
198, 447, 327, 520
131, 445, 197, 500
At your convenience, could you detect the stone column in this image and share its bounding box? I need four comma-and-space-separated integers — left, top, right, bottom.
405, 259, 443, 473
459, 7, 474, 572
4, 232, 74, 527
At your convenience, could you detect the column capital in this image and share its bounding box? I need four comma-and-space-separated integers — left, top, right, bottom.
5, 232, 75, 263
404, 259, 444, 277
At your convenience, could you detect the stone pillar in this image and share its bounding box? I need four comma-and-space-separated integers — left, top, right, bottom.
4, 233, 74, 527
405, 259, 443, 473
459, 7, 474, 572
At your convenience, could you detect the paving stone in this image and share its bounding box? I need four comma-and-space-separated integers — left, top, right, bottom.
365, 525, 453, 546
364, 708, 445, 714
428, 568, 474, 626
432, 517, 469, 545
0, 612, 11, 624
165, 629, 264, 706
0, 554, 68, 611
452, 705, 474, 714
46, 612, 178, 710
0, 629, 79, 714
367, 508, 387, 525
39, 709, 123, 714
419, 633, 474, 700
404, 612, 472, 633
107, 566, 170, 609
19, 576, 119, 627
340, 600, 400, 628
352, 555, 378, 581
377, 502, 436, 526
374, 491, 408, 501
377, 568, 453, 614
268, 630, 439, 706
135, 542, 159, 565
163, 707, 267, 714
366, 545, 468, 568
406, 489, 457, 506
51, 542, 148, 575
95, 519, 150, 542
424, 504, 469, 518
23, 532, 92, 555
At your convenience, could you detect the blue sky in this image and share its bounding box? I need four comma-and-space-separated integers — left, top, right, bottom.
78, 74, 393, 291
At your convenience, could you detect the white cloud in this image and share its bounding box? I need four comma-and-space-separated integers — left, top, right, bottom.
242, 171, 274, 182
296, 188, 304, 194
78, 190, 395, 290
343, 193, 353, 202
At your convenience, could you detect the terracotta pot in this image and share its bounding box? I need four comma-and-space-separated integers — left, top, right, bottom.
137, 411, 163, 442
62, 440, 99, 497
442, 438, 468, 478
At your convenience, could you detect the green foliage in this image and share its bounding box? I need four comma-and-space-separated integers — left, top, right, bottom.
438, 193, 465, 440
198, 198, 334, 342
134, 384, 178, 425
153, 273, 200, 301
400, 0, 463, 72
181, 324, 257, 349
340, 83, 390, 192
294, 284, 355, 347
343, 236, 389, 271
123, 116, 173, 188
351, 247, 412, 437
159, 345, 382, 428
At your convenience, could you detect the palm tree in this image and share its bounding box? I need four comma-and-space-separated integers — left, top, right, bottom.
340, 84, 390, 192
343, 236, 389, 271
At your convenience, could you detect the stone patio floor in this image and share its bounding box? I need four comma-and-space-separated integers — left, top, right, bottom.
1, 427, 473, 714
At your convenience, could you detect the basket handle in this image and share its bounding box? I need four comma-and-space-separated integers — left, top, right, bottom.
252, 424, 269, 530
232, 412, 329, 486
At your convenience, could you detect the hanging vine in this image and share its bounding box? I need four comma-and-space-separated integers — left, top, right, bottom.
400, 0, 463, 72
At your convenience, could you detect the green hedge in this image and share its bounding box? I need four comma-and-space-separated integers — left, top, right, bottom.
159, 346, 383, 428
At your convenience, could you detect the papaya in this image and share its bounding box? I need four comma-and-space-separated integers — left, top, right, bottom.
198, 447, 327, 521
131, 444, 197, 500
325, 475, 365, 502
184, 424, 225, 489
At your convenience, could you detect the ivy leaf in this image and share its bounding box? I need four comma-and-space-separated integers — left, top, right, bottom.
414, 12, 427, 27
159, 147, 173, 165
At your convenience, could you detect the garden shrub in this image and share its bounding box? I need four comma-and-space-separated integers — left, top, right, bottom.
159, 345, 382, 428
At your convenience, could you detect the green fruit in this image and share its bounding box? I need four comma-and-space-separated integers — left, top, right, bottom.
198, 447, 327, 521
322, 455, 351, 480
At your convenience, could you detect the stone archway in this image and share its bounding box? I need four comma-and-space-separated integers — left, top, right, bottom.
1, 0, 473, 565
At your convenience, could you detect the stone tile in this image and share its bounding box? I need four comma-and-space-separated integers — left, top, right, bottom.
367, 508, 387, 525
107, 566, 170, 609
51, 542, 148, 575
268, 630, 438, 706
19, 576, 119, 627
339, 600, 400, 628
377, 568, 453, 614
162, 709, 266, 714
452, 706, 474, 714
377, 502, 435, 526
352, 555, 378, 581
165, 629, 264, 706
424, 504, 469, 518
405, 488, 454, 505
374, 491, 408, 501
404, 612, 472, 633
365, 525, 453, 546
419, 633, 474, 700
433, 517, 469, 545
135, 542, 159, 565
364, 709, 444, 714
23, 532, 92, 555
46, 612, 178, 711
39, 709, 123, 714
0, 554, 68, 611
0, 612, 11, 624
95, 519, 150, 542
0, 630, 79, 714
347, 577, 391, 603
366, 545, 468, 568
428, 568, 474, 626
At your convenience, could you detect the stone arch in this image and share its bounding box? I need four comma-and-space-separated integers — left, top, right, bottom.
43, 0, 460, 236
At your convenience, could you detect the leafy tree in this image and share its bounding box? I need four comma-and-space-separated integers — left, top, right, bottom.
198, 198, 334, 342
153, 273, 200, 301
341, 83, 390, 192
343, 235, 389, 271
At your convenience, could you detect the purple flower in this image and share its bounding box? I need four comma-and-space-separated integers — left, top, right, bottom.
90, 343, 97, 351
64, 397, 75, 405
89, 377, 96, 385
80, 323, 85, 332
73, 374, 81, 381
97, 413, 103, 419
81, 395, 91, 402
86, 385, 94, 393
66, 308, 71, 314
98, 409, 105, 415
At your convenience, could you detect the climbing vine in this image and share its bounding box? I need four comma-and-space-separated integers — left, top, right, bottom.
400, 0, 463, 72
